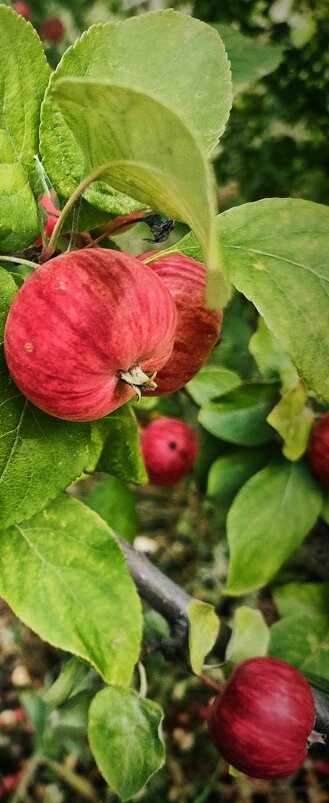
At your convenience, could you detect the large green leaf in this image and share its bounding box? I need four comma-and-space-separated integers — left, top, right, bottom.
219, 199, 329, 403
207, 446, 273, 508
95, 405, 147, 485
215, 24, 282, 95
166, 199, 329, 401
41, 11, 232, 156
226, 459, 323, 595
198, 383, 279, 446
0, 496, 142, 684
0, 6, 50, 250
40, 79, 225, 305
186, 366, 241, 407
84, 475, 138, 544
88, 686, 165, 801
0, 375, 93, 529
269, 613, 328, 669
273, 581, 329, 620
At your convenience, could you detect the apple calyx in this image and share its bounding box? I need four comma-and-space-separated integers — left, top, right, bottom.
119, 366, 157, 399
307, 730, 326, 746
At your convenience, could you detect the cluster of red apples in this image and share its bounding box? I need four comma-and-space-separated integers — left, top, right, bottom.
4, 237, 222, 484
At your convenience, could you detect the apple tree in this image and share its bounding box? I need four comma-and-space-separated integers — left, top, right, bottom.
0, 4, 329, 799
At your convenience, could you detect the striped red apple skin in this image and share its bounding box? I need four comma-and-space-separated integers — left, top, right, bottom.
4, 249, 177, 422
139, 252, 222, 394
207, 657, 315, 780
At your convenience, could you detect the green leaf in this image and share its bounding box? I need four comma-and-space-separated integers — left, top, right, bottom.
273, 581, 329, 620
169, 199, 329, 400
41, 11, 232, 156
0, 375, 94, 529
226, 459, 323, 595
215, 24, 283, 95
219, 199, 329, 404
95, 405, 147, 485
84, 475, 138, 544
0, 268, 17, 363
40, 79, 226, 306
187, 599, 220, 675
186, 366, 241, 407
249, 316, 298, 390
0, 496, 142, 684
225, 606, 270, 666
207, 447, 272, 508
301, 670, 329, 696
88, 686, 165, 801
198, 383, 279, 446
0, 6, 50, 250
268, 613, 328, 669
43, 657, 90, 710
267, 382, 314, 461
301, 642, 329, 684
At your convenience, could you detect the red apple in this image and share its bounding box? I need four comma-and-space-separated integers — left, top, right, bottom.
12, 1, 32, 21
41, 17, 65, 41
4, 249, 177, 422
141, 417, 199, 486
207, 657, 315, 779
138, 252, 222, 394
308, 412, 329, 487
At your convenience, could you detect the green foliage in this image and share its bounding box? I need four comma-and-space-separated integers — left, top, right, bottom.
199, 383, 279, 446
88, 686, 165, 800
187, 599, 220, 675
269, 614, 328, 669
84, 475, 138, 543
94, 405, 147, 484
0, 496, 142, 683
0, 375, 93, 529
226, 459, 323, 595
225, 606, 270, 666
0, 6, 50, 250
215, 23, 283, 95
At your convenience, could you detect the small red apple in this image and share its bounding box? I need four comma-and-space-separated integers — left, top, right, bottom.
141, 417, 199, 486
4, 249, 177, 422
41, 17, 65, 42
308, 412, 329, 487
12, 1, 32, 21
138, 252, 222, 394
207, 657, 315, 779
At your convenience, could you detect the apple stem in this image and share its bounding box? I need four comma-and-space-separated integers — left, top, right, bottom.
119, 366, 157, 399
39, 164, 115, 262
0, 255, 37, 271
197, 672, 223, 694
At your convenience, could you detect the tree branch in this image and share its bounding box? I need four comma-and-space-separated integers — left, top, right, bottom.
117, 534, 329, 739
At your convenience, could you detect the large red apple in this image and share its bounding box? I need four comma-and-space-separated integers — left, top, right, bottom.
308, 412, 329, 487
141, 417, 199, 486
138, 252, 222, 394
207, 657, 315, 779
4, 249, 177, 422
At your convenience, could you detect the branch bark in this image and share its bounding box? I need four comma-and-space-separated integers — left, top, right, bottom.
117, 534, 329, 739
